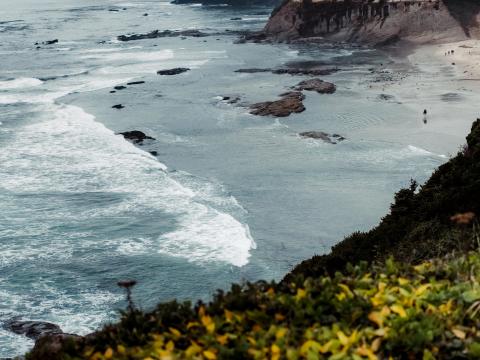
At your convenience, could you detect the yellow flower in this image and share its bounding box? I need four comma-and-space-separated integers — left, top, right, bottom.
224, 309, 233, 322
169, 327, 181, 337
117, 345, 126, 355
296, 288, 307, 301
300, 340, 322, 356
186, 343, 201, 357
216, 334, 228, 345
104, 348, 113, 359
203, 350, 217, 360
276, 328, 288, 340
166, 340, 175, 351
201, 315, 215, 333
356, 344, 378, 360
271, 344, 281, 360
391, 305, 407, 318
338, 284, 354, 298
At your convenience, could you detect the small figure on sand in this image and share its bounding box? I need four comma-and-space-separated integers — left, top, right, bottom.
423, 109, 427, 124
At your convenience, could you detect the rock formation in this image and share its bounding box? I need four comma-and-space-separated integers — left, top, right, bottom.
265, 0, 480, 45
300, 131, 345, 143
118, 131, 155, 144
250, 91, 306, 117
294, 78, 336, 93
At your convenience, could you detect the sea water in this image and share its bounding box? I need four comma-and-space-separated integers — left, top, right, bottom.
0, 0, 472, 356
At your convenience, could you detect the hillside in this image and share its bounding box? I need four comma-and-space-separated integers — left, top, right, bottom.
28, 120, 480, 358
264, 0, 480, 45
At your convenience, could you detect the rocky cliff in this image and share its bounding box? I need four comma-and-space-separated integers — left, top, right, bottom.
265, 0, 480, 45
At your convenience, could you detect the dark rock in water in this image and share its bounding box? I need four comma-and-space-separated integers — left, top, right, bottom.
118, 29, 208, 42
231, 17, 242, 20
235, 68, 338, 76
250, 91, 305, 117
110, 90, 116, 93
143, 13, 149, 16
126, 81, 145, 85
36, 39, 58, 46
300, 131, 346, 144
112, 104, 125, 109
114, 85, 127, 90
118, 131, 155, 144
441, 92, 463, 102
294, 79, 336, 94
272, 68, 338, 76
157, 68, 190, 75
150, 151, 158, 156
4, 319, 62, 340
108, 8, 120, 12
235, 68, 272, 74
221, 96, 240, 104
378, 94, 395, 101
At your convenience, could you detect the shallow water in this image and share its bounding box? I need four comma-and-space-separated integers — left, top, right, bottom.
0, 0, 467, 356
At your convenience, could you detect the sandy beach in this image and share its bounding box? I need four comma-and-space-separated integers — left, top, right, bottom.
359, 39, 480, 157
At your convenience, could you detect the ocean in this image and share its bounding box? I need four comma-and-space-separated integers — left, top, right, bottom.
0, 0, 471, 356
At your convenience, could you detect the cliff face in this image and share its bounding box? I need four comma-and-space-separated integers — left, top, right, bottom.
265, 0, 480, 45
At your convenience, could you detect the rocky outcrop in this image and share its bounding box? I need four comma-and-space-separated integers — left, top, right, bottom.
250, 91, 305, 117
300, 131, 345, 143
117, 29, 208, 42
236, 67, 338, 76
294, 78, 336, 93
118, 131, 155, 144
4, 319, 62, 340
265, 0, 480, 45
157, 68, 190, 75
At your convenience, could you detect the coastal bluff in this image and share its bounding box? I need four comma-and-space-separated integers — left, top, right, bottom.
265, 0, 480, 45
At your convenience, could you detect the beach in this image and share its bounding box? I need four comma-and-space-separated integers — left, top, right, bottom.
1, 1, 478, 356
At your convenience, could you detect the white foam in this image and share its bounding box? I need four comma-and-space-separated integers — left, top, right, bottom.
82, 49, 175, 62
0, 77, 43, 90
0, 103, 255, 267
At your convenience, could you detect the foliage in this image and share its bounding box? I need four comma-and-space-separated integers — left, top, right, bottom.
41, 249, 480, 360
286, 120, 480, 281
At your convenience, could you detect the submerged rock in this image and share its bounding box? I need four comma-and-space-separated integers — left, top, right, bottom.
300, 131, 346, 144
4, 319, 63, 340
112, 104, 125, 109
126, 81, 145, 85
157, 68, 190, 76
250, 91, 305, 117
294, 79, 336, 94
235, 68, 338, 76
114, 85, 127, 90
118, 29, 208, 42
118, 130, 155, 144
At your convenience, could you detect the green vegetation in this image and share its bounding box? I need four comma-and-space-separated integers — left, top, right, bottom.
29, 120, 480, 359
36, 247, 480, 360
287, 120, 480, 281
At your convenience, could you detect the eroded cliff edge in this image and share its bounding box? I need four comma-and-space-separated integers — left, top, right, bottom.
265, 0, 480, 45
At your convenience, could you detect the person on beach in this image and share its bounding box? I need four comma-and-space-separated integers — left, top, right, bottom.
423, 109, 427, 124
